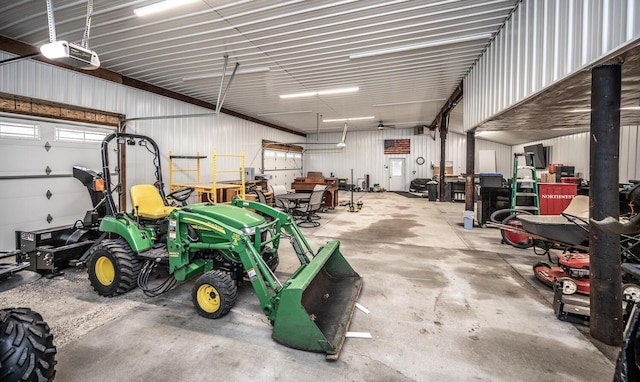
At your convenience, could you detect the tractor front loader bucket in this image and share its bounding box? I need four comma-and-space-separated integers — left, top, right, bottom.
272, 240, 362, 360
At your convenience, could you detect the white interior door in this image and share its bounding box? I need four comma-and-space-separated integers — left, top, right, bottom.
388, 158, 406, 191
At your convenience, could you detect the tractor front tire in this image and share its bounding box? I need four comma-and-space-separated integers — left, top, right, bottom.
192, 270, 237, 319
87, 238, 141, 297
0, 308, 57, 382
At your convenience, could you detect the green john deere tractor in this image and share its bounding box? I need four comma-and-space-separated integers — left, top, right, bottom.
81, 132, 362, 359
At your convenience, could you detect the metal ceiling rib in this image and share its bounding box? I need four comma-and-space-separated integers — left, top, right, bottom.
0, 0, 520, 135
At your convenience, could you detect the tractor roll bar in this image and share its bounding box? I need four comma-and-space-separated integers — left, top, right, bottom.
101, 132, 165, 216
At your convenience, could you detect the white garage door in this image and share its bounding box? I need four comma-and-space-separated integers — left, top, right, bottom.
262, 148, 303, 191
0, 116, 114, 250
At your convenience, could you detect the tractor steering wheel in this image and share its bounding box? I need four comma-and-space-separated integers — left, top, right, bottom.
167, 187, 195, 206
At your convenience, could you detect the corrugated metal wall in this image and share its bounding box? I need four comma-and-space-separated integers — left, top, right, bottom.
305, 129, 436, 190
127, 113, 301, 185
0, 53, 302, 205
475, 138, 514, 176
619, 125, 640, 182
304, 129, 512, 190
464, 0, 640, 129
512, 125, 640, 182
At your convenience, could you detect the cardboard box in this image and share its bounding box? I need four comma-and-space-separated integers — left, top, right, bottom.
433, 166, 454, 175
540, 173, 556, 183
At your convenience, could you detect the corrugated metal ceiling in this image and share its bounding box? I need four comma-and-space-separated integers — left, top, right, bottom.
0, 0, 520, 137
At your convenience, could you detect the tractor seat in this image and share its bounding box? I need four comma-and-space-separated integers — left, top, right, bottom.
130, 184, 175, 219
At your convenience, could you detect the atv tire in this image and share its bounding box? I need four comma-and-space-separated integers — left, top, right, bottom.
192, 270, 237, 319
0, 308, 56, 382
87, 238, 141, 297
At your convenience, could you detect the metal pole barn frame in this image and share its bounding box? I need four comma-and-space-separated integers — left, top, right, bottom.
589, 63, 622, 346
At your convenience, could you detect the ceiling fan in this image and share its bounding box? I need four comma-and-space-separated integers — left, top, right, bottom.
377, 121, 397, 130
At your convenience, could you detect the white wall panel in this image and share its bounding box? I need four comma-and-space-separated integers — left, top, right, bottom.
476, 139, 513, 177
464, 0, 640, 130
305, 129, 512, 191
128, 112, 303, 195
435, 132, 513, 178
512, 125, 639, 183
619, 125, 640, 182
304, 129, 437, 191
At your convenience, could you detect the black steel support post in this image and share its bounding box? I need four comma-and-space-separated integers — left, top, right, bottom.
589, 63, 622, 345
438, 114, 448, 202
465, 131, 476, 212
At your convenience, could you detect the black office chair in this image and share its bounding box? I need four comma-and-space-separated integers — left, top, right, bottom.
294, 189, 325, 228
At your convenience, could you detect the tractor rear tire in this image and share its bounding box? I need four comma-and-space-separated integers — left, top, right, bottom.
192, 270, 237, 319
87, 238, 141, 297
0, 308, 57, 382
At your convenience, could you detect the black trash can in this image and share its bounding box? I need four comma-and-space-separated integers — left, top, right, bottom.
427, 181, 438, 201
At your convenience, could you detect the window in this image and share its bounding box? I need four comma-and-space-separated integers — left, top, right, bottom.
55, 127, 108, 143
0, 122, 39, 139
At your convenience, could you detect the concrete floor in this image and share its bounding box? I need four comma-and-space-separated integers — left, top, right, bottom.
0, 191, 617, 381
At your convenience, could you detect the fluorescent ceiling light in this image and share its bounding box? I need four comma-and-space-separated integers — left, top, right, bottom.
323, 116, 375, 123
280, 86, 359, 99
134, 0, 199, 17
183, 67, 270, 81
568, 108, 591, 113
621, 106, 640, 110
349, 34, 492, 60
257, 110, 312, 116
372, 99, 445, 107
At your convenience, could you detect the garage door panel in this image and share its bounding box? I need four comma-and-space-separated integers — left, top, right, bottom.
1, 179, 93, 217
0, 117, 111, 249
0, 195, 93, 252
0, 141, 50, 175
263, 148, 303, 190
0, 147, 104, 176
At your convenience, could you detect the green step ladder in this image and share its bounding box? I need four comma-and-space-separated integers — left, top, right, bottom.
510, 153, 540, 214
